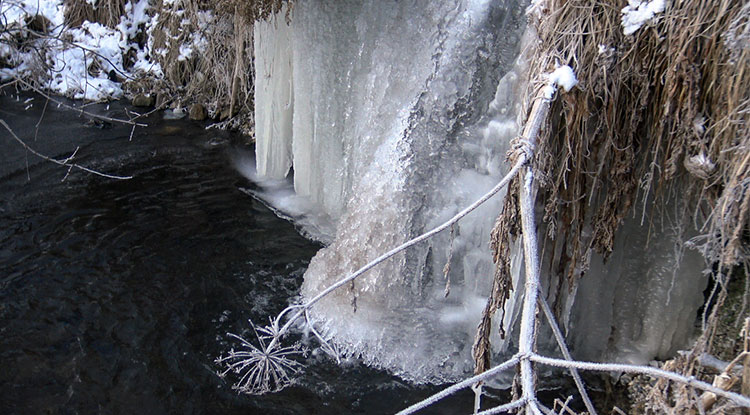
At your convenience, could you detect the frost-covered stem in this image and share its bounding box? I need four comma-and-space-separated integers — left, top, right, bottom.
517, 85, 552, 415
538, 297, 598, 415
12, 77, 147, 127
530, 355, 750, 408
396, 355, 521, 415
267, 157, 528, 351
0, 119, 133, 180
519, 169, 542, 415
472, 382, 482, 414
475, 397, 528, 415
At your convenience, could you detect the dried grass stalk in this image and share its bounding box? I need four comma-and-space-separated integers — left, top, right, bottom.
523, 0, 749, 272
483, 0, 749, 408
64, 0, 127, 28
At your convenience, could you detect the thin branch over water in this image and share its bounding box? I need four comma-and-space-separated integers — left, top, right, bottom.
0, 119, 132, 180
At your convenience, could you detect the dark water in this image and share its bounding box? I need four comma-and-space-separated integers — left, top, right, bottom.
0, 91, 520, 414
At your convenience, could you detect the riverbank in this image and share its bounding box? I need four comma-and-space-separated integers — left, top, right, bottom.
0, 0, 280, 135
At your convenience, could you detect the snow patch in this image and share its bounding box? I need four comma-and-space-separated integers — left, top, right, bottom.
0, 0, 165, 100
621, 0, 666, 36
542, 65, 578, 99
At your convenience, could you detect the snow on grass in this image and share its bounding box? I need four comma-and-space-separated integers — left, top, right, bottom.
0, 0, 64, 27
47, 21, 126, 100
0, 0, 165, 100
621, 0, 666, 36
542, 65, 578, 99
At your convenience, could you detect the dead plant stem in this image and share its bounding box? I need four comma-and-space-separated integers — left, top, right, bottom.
0, 119, 132, 180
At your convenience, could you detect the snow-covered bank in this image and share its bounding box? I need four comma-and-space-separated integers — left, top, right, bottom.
1, 0, 159, 100
1, 0, 253, 130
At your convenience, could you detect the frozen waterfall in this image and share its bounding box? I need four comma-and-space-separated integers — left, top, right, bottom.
251, 0, 708, 383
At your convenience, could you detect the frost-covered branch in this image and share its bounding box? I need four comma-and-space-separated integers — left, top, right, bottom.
538, 297, 597, 415
518, 139, 543, 415
530, 355, 750, 408
475, 398, 529, 415
0, 119, 132, 180
396, 355, 521, 415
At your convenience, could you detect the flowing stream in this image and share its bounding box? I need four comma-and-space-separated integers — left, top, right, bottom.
0, 91, 521, 414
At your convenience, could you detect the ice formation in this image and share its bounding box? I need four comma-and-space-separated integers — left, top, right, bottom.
249, 0, 707, 384
254, 0, 527, 382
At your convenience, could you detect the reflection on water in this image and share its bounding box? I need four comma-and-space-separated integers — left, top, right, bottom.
0, 91, 495, 414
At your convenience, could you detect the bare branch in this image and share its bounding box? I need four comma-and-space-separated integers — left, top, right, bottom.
538, 297, 598, 415
0, 119, 132, 180
475, 398, 529, 415
530, 354, 750, 408
515, 69, 558, 415
395, 355, 521, 415
11, 76, 147, 128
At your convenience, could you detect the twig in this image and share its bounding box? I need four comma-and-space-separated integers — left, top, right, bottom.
12, 76, 147, 128
538, 297, 598, 415
553, 397, 575, 415
516, 69, 558, 415
475, 398, 529, 415
0, 119, 132, 180
530, 354, 750, 408
395, 355, 521, 415
34, 96, 49, 141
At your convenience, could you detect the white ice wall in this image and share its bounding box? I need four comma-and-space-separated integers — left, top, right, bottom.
252, 0, 708, 384
254, 6, 294, 179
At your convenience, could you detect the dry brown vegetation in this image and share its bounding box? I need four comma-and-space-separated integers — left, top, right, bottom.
133, 0, 287, 129
482, 0, 749, 412
64, 0, 127, 28
524, 0, 749, 275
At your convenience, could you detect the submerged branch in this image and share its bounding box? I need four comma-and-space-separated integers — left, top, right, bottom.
9, 77, 148, 127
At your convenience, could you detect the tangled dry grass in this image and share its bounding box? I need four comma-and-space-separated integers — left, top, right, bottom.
527, 0, 748, 274
63, 0, 126, 28
481, 0, 749, 412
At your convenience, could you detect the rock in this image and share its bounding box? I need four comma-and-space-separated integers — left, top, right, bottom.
218, 108, 232, 121
189, 103, 207, 121
107, 69, 119, 82
132, 94, 154, 107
